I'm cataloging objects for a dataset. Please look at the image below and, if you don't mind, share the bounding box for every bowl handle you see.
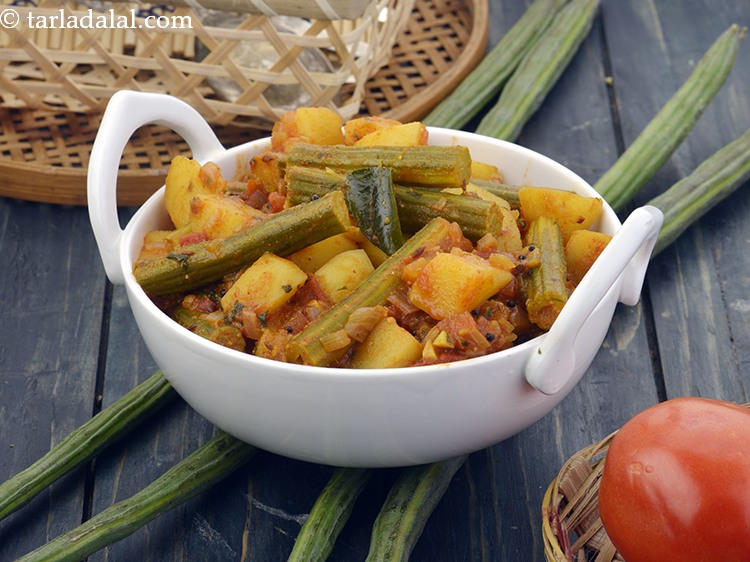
[524,205,664,395]
[87,91,225,285]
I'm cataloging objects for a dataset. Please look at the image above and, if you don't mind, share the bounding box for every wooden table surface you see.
[1,0,749,560]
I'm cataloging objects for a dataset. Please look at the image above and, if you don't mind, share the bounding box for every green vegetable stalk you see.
[0,371,176,522]
[365,456,467,562]
[595,24,746,211]
[475,0,600,141]
[523,217,569,331]
[283,143,472,188]
[287,468,372,562]
[423,0,568,130]
[16,432,255,562]
[134,190,351,296]
[649,127,750,255]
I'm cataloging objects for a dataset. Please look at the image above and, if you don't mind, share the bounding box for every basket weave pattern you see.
[0,0,414,127]
[0,0,485,206]
[542,432,623,562]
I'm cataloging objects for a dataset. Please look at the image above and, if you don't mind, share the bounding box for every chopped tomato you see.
[178,231,208,246]
[267,191,286,213]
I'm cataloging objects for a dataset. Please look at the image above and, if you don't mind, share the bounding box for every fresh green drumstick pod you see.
[596,24,746,211]
[650,127,750,256]
[475,0,600,142]
[0,371,176,523]
[287,468,372,562]
[365,456,467,562]
[423,0,567,130]
[16,432,255,562]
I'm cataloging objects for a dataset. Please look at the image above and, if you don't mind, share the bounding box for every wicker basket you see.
[542,402,750,561]
[0,0,415,127]
[0,0,487,206]
[542,432,623,562]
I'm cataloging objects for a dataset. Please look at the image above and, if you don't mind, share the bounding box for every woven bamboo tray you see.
[1,0,413,126]
[0,0,487,206]
[542,403,750,562]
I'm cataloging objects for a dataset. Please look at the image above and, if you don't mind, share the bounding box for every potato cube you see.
[495,206,523,253]
[250,151,283,193]
[190,193,264,240]
[354,122,428,147]
[343,116,401,145]
[471,160,503,182]
[401,257,429,285]
[519,186,603,240]
[271,107,345,151]
[345,228,389,267]
[221,253,308,315]
[442,183,512,208]
[408,250,513,320]
[350,317,422,369]
[314,249,375,303]
[565,230,612,285]
[287,233,359,274]
[164,156,226,228]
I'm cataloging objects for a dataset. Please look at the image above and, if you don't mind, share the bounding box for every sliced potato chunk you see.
[190,193,264,240]
[314,249,375,303]
[565,230,612,285]
[351,317,422,369]
[250,151,283,193]
[221,253,308,315]
[495,206,523,252]
[271,107,345,151]
[354,122,428,147]
[164,156,226,228]
[136,227,188,261]
[345,228,389,268]
[408,250,513,320]
[287,232,359,274]
[470,160,503,182]
[519,186,603,240]
[442,183,512,208]
[343,115,401,145]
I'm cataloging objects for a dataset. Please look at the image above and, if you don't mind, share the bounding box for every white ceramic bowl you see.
[88,91,663,467]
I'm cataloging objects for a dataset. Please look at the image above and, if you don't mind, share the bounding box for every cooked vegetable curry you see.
[133,108,610,368]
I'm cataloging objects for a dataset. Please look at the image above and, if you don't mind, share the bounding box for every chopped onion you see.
[344,306,389,342]
[320,329,352,353]
[386,291,419,316]
[241,310,263,340]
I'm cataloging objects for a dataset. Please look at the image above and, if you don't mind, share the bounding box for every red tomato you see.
[599,397,750,562]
